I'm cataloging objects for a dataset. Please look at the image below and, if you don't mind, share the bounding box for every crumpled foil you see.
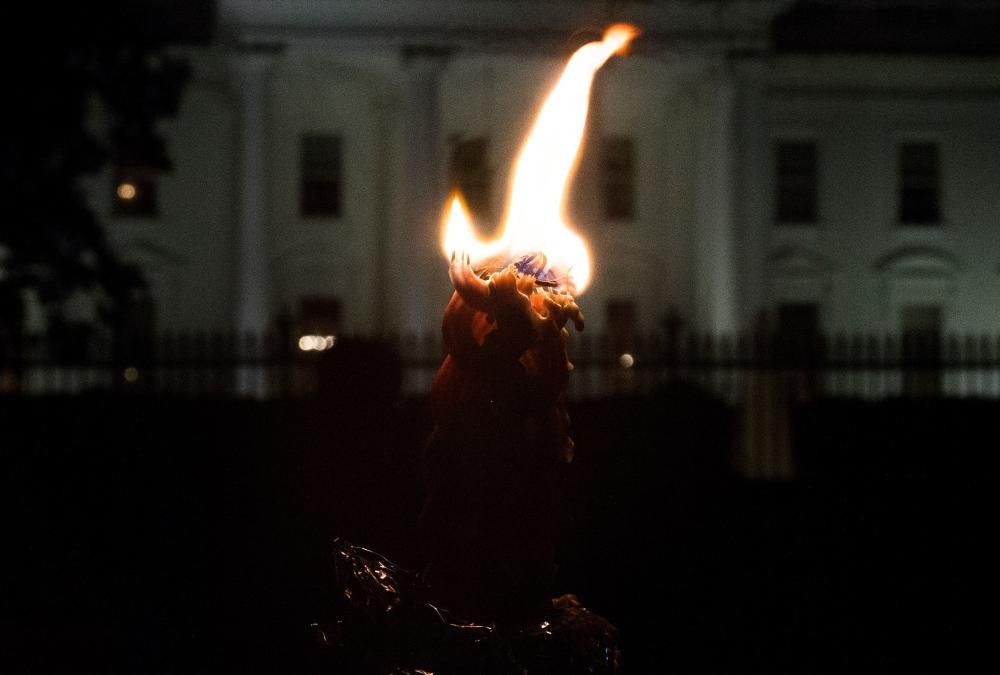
[309,539,620,674]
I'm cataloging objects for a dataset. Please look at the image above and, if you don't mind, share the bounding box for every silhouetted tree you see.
[0,2,194,342]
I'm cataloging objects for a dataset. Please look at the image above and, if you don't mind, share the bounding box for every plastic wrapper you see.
[310,540,620,674]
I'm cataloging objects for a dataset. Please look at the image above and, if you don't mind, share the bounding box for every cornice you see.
[219,0,795,54]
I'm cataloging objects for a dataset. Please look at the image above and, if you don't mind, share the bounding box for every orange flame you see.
[441,23,637,294]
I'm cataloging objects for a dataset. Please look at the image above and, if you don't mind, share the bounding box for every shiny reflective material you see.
[333,542,405,617]
[314,540,620,674]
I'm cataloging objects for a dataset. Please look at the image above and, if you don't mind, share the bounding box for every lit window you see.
[601,136,636,222]
[113,166,158,217]
[899,142,940,224]
[301,133,343,218]
[775,141,817,224]
[448,136,493,230]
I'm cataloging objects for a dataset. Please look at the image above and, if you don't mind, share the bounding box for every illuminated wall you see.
[83,1,1000,339]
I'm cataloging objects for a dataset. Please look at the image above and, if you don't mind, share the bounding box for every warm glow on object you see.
[618,353,635,369]
[440,23,637,294]
[117,183,137,200]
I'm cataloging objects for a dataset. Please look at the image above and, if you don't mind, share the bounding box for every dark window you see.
[601,136,636,221]
[899,142,940,224]
[113,166,158,217]
[301,133,342,218]
[606,299,637,353]
[901,304,942,396]
[777,302,822,393]
[299,296,341,336]
[777,302,820,353]
[118,289,157,366]
[448,136,493,230]
[901,304,942,336]
[775,141,817,224]
[777,303,820,338]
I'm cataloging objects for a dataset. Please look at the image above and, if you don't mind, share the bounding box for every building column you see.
[734,66,768,330]
[395,47,450,338]
[372,93,401,336]
[232,49,276,338]
[232,48,277,396]
[693,59,739,335]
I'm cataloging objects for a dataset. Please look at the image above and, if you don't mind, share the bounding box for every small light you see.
[123,366,139,383]
[117,182,137,200]
[298,335,337,352]
[618,353,634,369]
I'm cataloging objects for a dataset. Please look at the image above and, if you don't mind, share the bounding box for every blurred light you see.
[123,366,139,383]
[618,353,635,369]
[298,334,337,352]
[117,182,137,200]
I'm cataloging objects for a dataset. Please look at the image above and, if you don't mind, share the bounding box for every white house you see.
[86,0,1000,344]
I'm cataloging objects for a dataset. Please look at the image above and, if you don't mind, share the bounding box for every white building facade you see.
[88,0,1000,342]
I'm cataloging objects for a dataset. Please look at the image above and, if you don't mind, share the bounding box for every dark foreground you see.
[2,388,992,673]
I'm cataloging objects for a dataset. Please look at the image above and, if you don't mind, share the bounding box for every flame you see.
[441,23,637,294]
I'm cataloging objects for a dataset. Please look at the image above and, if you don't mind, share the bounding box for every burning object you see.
[421,25,637,621]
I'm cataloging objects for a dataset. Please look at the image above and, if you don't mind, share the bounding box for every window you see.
[606,299,637,353]
[775,141,817,224]
[901,304,942,336]
[777,303,820,338]
[301,133,342,218]
[606,299,638,383]
[777,302,822,393]
[898,142,940,224]
[296,296,341,353]
[299,296,341,336]
[113,166,158,217]
[448,136,493,228]
[777,302,820,353]
[601,136,636,221]
[901,304,942,396]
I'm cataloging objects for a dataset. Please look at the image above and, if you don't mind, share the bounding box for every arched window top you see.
[767,245,834,279]
[874,246,959,279]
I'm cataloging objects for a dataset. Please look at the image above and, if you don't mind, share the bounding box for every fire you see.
[440,23,637,294]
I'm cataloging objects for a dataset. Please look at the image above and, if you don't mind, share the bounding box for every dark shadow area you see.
[2,383,990,673]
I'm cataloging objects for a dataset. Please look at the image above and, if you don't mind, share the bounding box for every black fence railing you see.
[2,330,998,401]
[3,330,998,480]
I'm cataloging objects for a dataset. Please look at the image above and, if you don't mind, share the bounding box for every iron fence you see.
[2,330,998,401]
[3,329,998,480]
